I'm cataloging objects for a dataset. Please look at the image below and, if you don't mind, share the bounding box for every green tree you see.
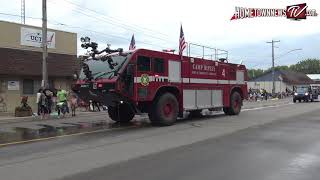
[248,69,265,80]
[289,59,320,74]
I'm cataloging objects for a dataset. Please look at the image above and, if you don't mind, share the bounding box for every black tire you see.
[311,99,314,102]
[299,99,301,103]
[223,107,230,115]
[293,99,296,103]
[226,91,242,115]
[108,104,135,122]
[189,110,203,118]
[149,93,179,126]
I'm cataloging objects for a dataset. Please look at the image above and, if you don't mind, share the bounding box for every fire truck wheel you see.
[108,104,135,122]
[228,91,242,115]
[189,110,203,118]
[149,93,179,126]
[223,107,230,115]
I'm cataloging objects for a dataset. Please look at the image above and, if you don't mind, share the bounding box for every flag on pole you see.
[129,34,136,50]
[179,25,187,56]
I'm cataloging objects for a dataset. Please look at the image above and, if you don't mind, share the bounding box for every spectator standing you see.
[93,100,101,111]
[36,88,43,115]
[39,89,49,119]
[263,89,268,100]
[44,88,53,114]
[51,89,57,112]
[69,93,78,116]
[57,87,69,114]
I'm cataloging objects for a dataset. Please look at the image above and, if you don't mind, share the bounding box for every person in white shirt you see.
[36,88,43,115]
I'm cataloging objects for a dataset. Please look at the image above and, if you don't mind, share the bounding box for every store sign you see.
[7,81,19,91]
[20,27,56,48]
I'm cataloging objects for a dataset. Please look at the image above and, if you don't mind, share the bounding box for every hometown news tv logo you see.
[231,3,318,20]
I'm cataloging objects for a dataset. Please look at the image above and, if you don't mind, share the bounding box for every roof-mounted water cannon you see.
[80,36,124,60]
[163,49,175,54]
[219,58,228,63]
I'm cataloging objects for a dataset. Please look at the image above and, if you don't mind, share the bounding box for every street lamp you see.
[275,48,302,60]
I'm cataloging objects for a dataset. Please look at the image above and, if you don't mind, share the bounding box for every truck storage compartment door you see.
[168,60,181,83]
[183,89,223,110]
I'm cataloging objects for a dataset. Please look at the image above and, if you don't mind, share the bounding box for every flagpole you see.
[180,24,184,111]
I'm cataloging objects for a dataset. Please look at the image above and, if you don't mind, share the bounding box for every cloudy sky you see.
[1,0,320,69]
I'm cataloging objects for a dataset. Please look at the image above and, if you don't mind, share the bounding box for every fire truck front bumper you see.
[76,88,126,107]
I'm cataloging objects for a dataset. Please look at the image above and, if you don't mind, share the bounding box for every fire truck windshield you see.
[79,53,131,80]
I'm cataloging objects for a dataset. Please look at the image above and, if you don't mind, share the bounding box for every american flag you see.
[179,25,187,56]
[129,34,136,50]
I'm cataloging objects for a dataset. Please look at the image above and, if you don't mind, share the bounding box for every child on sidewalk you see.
[69,93,78,116]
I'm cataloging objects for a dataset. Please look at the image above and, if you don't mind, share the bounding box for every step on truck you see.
[72,37,248,126]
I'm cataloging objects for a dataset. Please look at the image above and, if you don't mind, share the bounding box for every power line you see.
[48,20,169,49]
[0,12,169,50]
[47,0,176,44]
[60,0,170,37]
[0,12,41,20]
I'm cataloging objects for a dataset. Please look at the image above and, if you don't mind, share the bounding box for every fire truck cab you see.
[73,39,248,126]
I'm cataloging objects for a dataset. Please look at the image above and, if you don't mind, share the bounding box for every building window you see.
[34,80,55,93]
[153,58,164,73]
[23,79,54,95]
[23,79,34,95]
[137,56,151,72]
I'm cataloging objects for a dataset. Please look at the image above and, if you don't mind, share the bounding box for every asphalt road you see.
[1,100,320,180]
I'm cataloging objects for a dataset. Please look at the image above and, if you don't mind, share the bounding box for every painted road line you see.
[242,102,294,112]
[0,102,293,148]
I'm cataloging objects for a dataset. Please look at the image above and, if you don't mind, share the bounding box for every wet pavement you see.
[62,104,320,180]
[0,100,318,179]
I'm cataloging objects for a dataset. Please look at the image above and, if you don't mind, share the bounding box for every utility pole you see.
[21,0,25,24]
[266,40,280,94]
[42,0,48,88]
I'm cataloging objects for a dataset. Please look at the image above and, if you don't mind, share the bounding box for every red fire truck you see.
[73,37,248,126]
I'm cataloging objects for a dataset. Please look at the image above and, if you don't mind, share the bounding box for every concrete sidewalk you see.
[0,110,106,124]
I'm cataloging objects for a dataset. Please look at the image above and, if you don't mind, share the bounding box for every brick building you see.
[0,21,78,114]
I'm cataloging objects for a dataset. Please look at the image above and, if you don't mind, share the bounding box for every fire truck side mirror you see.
[127,64,134,76]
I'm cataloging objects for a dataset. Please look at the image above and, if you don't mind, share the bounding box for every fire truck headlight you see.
[305,93,309,96]
[294,93,298,96]
[120,101,123,104]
